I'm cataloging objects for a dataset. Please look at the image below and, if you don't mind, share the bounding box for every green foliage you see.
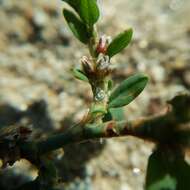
[79,0,100,27]
[108,74,148,108]
[72,68,89,82]
[107,29,133,58]
[63,9,89,43]
[103,107,125,122]
[146,148,190,190]
[11,0,190,186]
[6,0,186,189]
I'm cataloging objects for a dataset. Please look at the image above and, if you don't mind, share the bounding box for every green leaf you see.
[63,9,89,44]
[79,0,100,26]
[103,107,125,122]
[107,28,133,58]
[146,148,190,190]
[146,150,177,190]
[72,68,89,82]
[108,74,148,108]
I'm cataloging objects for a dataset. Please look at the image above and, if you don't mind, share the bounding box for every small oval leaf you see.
[146,148,190,190]
[103,107,125,122]
[72,68,89,82]
[146,150,177,190]
[108,74,148,108]
[63,9,89,44]
[79,0,100,26]
[107,28,133,58]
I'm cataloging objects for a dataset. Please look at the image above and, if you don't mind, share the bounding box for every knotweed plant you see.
[0,1,190,190]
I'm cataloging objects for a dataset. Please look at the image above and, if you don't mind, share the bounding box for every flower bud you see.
[96,35,108,54]
[96,53,110,71]
[81,56,94,75]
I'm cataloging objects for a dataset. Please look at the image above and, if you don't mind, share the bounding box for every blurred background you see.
[0,0,190,189]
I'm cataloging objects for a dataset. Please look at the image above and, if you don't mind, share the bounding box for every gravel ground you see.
[0,0,189,189]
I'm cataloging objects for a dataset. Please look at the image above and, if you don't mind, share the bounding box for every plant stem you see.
[19,94,190,161]
[27,107,188,155]
[88,26,98,58]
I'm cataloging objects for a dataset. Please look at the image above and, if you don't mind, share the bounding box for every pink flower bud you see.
[96,35,108,54]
